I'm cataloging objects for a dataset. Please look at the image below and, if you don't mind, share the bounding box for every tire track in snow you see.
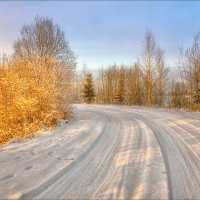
[0,104,200,199]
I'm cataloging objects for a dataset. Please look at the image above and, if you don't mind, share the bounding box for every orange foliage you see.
[0,57,72,144]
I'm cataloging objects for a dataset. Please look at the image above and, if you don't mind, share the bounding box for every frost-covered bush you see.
[0,16,76,144]
[0,56,75,144]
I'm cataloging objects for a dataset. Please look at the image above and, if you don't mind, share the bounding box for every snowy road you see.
[1,104,200,199]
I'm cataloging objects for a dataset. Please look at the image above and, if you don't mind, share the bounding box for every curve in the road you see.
[0,104,200,199]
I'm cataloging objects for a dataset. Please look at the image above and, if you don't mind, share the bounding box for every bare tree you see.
[141,29,157,106]
[95,66,105,104]
[169,77,186,109]
[125,63,143,105]
[185,33,200,105]
[14,16,76,74]
[175,33,200,110]
[114,66,125,104]
[155,47,169,106]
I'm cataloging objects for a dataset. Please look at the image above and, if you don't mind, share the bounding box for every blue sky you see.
[0,1,200,71]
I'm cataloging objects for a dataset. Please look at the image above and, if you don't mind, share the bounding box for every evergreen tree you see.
[114,67,125,104]
[82,73,95,103]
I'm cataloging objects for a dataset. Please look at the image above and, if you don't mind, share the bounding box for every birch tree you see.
[185,33,200,106]
[141,29,157,106]
[155,47,169,106]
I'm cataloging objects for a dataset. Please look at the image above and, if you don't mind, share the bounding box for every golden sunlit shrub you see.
[0,56,73,144]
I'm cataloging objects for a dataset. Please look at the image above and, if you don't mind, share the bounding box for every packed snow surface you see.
[0,104,200,199]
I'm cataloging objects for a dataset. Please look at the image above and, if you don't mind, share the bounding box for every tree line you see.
[81,29,200,111]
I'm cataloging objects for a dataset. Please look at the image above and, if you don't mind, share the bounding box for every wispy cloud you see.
[0,1,200,70]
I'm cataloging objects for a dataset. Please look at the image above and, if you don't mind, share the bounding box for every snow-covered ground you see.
[0,104,200,199]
